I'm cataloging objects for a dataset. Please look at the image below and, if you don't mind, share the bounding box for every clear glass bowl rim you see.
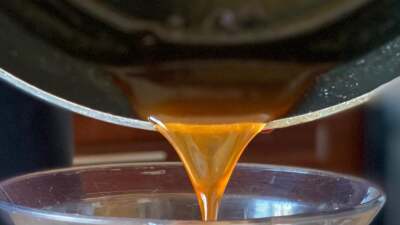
[0,162,386,224]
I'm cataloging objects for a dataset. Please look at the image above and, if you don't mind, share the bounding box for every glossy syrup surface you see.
[113,60,326,220]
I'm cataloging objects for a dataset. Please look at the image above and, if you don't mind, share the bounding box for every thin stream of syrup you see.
[153,121,264,220]
[112,60,329,221]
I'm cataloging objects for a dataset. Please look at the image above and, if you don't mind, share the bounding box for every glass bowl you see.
[0,162,385,225]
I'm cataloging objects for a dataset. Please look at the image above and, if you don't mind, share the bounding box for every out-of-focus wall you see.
[364,77,400,225]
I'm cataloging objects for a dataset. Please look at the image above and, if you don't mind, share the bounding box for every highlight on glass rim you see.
[1,0,399,224]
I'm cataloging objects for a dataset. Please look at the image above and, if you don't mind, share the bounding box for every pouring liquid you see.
[113,60,328,220]
[154,122,264,220]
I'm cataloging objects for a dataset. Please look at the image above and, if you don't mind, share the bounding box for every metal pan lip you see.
[0,67,388,131]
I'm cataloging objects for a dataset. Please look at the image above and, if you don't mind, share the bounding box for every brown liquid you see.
[112,60,328,221]
[155,123,264,220]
